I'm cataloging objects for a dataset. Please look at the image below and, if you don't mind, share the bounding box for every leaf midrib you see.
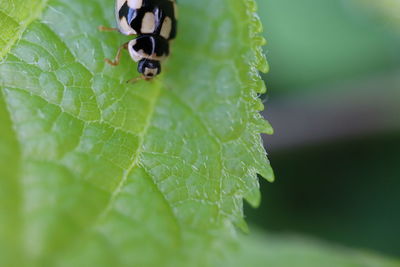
[98,84,162,221]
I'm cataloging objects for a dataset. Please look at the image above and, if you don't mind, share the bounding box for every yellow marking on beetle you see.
[160,17,172,39]
[117,0,126,10]
[141,12,156,33]
[127,0,143,9]
[119,17,137,35]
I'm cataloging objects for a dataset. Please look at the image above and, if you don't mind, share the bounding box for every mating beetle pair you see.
[100,0,178,81]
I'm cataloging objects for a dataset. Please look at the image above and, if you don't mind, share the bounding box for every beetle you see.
[99,0,177,82]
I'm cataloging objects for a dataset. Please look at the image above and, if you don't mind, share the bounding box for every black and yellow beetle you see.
[100,0,177,81]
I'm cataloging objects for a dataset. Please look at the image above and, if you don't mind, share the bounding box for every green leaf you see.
[234,231,400,267]
[0,0,272,266]
[0,0,48,59]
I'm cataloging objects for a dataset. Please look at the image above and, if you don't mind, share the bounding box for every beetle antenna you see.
[127,75,147,84]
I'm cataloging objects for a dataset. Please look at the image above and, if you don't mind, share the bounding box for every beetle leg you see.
[98,25,119,32]
[104,42,129,66]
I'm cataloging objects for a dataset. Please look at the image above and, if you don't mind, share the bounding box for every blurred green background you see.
[249,0,400,259]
